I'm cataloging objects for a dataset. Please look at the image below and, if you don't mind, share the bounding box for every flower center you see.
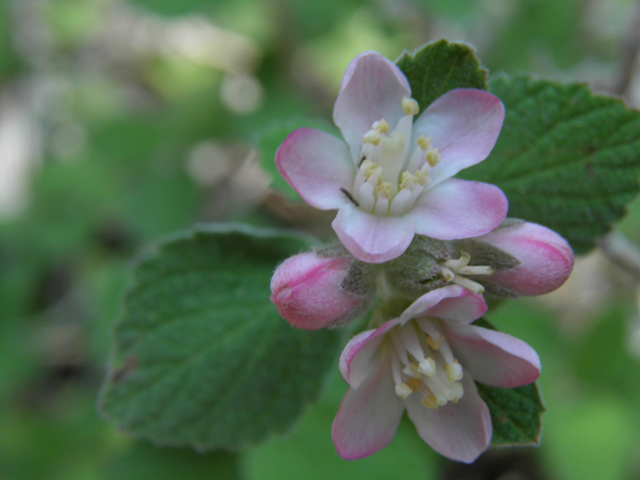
[438,252,494,294]
[350,98,441,217]
[387,318,463,409]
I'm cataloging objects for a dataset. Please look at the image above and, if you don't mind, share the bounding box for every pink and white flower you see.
[276,51,508,263]
[332,285,540,463]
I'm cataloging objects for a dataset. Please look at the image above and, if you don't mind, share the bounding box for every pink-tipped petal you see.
[270,253,366,330]
[399,286,487,325]
[444,324,541,388]
[404,374,492,463]
[275,128,355,210]
[480,221,574,296]
[332,356,405,460]
[412,289,488,325]
[340,319,402,388]
[332,203,416,263]
[334,52,411,159]
[413,89,505,187]
[409,179,508,240]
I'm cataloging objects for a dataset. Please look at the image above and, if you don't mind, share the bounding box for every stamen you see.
[376,182,391,199]
[426,335,442,350]
[444,360,463,382]
[421,393,439,409]
[457,265,494,275]
[395,383,412,399]
[450,275,485,294]
[418,357,437,377]
[425,148,441,167]
[403,362,421,379]
[399,172,415,190]
[372,119,390,134]
[416,317,441,341]
[363,130,381,145]
[442,252,471,270]
[414,170,429,186]
[402,97,419,116]
[399,322,427,363]
[406,378,422,392]
[416,135,432,151]
[389,329,410,366]
[438,253,492,294]
[439,266,455,282]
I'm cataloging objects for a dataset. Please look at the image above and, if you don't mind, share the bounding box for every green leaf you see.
[99,224,342,451]
[472,317,545,446]
[460,75,640,254]
[396,39,488,114]
[256,117,338,200]
[476,382,545,446]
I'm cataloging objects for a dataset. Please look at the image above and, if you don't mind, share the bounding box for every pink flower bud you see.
[270,252,369,330]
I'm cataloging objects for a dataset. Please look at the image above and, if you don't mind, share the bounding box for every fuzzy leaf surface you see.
[460,75,640,254]
[477,382,545,446]
[99,224,342,450]
[396,39,488,114]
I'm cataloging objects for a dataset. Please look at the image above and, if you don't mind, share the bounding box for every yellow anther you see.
[406,378,422,393]
[395,383,412,399]
[444,361,463,382]
[376,182,392,199]
[365,165,382,182]
[372,119,390,134]
[414,170,429,186]
[426,148,441,167]
[402,97,420,116]
[426,335,443,351]
[360,159,374,171]
[421,394,439,409]
[399,171,415,190]
[408,362,421,377]
[363,129,381,145]
[416,135,432,151]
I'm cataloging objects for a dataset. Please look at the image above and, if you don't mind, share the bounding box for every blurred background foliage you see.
[1,0,640,479]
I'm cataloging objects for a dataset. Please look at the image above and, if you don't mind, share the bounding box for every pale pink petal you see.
[334,52,411,159]
[407,179,508,240]
[404,374,492,463]
[399,286,486,325]
[275,128,354,210]
[412,89,505,187]
[270,253,365,330]
[332,203,416,263]
[443,324,541,388]
[332,355,405,460]
[480,221,574,296]
[340,319,402,388]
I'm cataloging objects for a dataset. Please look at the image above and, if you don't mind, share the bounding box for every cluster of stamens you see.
[439,252,494,294]
[388,318,464,409]
[349,97,442,216]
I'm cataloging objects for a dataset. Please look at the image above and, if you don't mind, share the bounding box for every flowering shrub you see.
[99,40,640,472]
